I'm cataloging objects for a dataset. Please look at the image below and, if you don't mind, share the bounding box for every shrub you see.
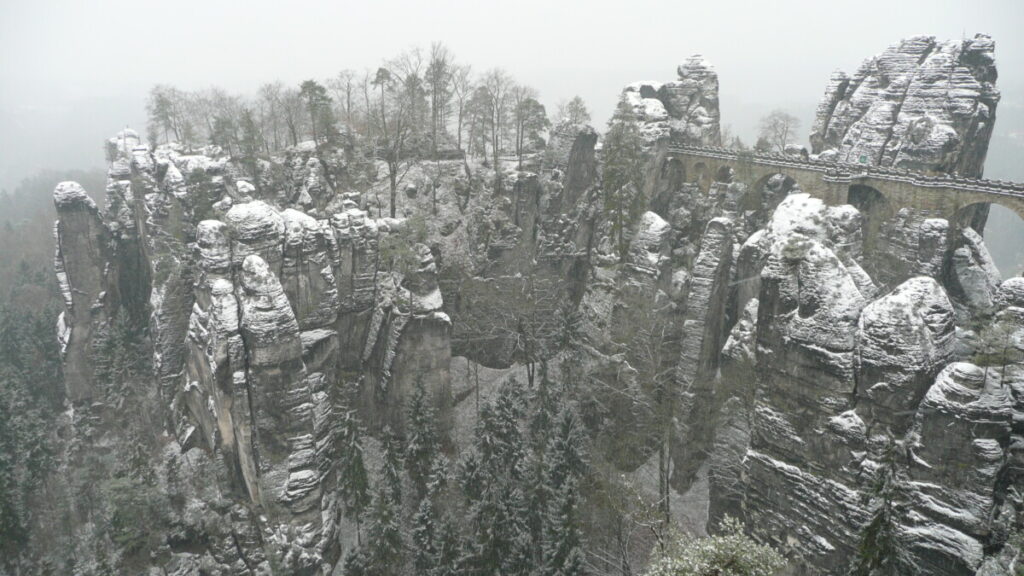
[643,516,786,576]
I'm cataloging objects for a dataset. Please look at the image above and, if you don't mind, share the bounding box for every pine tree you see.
[458,450,484,504]
[237,107,262,190]
[380,425,403,506]
[298,79,336,147]
[545,407,587,492]
[525,443,548,566]
[461,379,534,576]
[412,497,439,574]
[434,514,461,576]
[338,410,370,545]
[602,95,646,262]
[425,454,449,499]
[342,546,368,576]
[849,437,915,576]
[406,376,439,500]
[529,362,557,450]
[211,114,239,157]
[526,364,557,561]
[414,454,459,576]
[365,482,404,576]
[541,406,587,576]
[543,478,586,576]
[479,378,527,480]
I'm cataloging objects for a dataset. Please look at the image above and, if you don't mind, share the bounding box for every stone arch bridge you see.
[665,145,1024,225]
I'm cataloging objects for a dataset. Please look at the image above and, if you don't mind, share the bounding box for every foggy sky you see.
[2,0,1023,191]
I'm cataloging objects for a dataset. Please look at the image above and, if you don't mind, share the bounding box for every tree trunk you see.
[286,118,298,146]
[388,155,399,219]
[491,112,499,169]
[456,105,464,151]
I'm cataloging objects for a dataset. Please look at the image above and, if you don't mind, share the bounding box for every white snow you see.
[53,181,96,209]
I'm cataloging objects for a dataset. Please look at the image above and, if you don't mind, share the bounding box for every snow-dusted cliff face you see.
[708,35,1020,576]
[808,34,1004,289]
[39,40,1023,576]
[810,34,999,177]
[53,131,455,574]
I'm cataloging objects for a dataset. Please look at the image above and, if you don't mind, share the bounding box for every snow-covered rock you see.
[617,55,722,147]
[811,34,999,177]
[949,227,1003,313]
[855,277,955,433]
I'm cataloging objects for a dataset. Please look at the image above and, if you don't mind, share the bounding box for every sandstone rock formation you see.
[52,136,453,573]
[621,55,722,147]
[701,34,1022,575]
[36,38,1024,576]
[811,34,999,177]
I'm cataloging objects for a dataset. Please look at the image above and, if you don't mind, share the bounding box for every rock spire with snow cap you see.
[811,34,999,176]
[619,54,722,147]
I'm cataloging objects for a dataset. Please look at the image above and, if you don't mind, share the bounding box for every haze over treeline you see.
[2,0,1023,191]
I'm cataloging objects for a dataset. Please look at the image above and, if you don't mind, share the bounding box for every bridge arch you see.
[691,161,712,194]
[649,155,687,217]
[847,184,894,244]
[954,201,1024,278]
[846,184,898,281]
[728,171,800,238]
[741,171,799,213]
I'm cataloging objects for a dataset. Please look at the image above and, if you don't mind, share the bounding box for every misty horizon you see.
[2,0,1023,191]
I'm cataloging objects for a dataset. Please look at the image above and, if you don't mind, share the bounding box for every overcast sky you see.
[1,0,1022,191]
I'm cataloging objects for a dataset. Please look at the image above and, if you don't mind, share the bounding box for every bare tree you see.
[390,47,427,142]
[720,124,747,150]
[450,64,473,152]
[510,84,548,169]
[328,70,359,131]
[146,85,189,145]
[974,319,1022,386]
[481,68,514,173]
[555,95,591,125]
[371,61,417,218]
[758,109,800,152]
[361,69,376,145]
[280,87,305,146]
[632,297,679,529]
[426,42,454,158]
[188,88,237,144]
[257,82,284,152]
[465,86,491,161]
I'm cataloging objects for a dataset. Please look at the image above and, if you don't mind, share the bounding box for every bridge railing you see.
[665,144,1024,195]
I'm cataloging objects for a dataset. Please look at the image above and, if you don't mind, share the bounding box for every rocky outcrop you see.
[621,55,722,147]
[54,182,116,403]
[744,196,872,571]
[51,137,454,573]
[947,227,1003,315]
[37,33,1023,576]
[237,254,320,514]
[364,244,452,432]
[903,362,1014,573]
[704,38,1020,568]
[811,34,1002,291]
[811,34,999,178]
[673,217,734,486]
[447,130,594,369]
[855,277,956,434]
